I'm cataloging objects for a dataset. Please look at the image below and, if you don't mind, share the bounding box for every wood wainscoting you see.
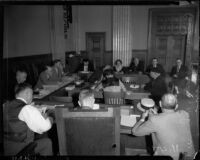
[2,53,52,101]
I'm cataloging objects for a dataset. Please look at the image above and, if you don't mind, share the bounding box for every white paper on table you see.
[120,115,140,127]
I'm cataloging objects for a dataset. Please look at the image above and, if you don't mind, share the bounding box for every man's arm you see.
[132,111,155,136]
[18,105,52,134]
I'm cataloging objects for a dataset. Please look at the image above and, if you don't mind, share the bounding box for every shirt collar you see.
[16,97,27,104]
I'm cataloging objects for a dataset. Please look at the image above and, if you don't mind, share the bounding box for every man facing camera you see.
[78,90,99,110]
[170,58,189,89]
[132,94,195,160]
[146,58,165,76]
[170,58,188,80]
[3,83,53,156]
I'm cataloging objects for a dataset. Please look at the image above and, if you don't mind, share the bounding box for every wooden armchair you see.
[103,89,125,105]
[55,107,120,155]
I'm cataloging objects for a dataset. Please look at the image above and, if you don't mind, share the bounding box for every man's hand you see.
[141,110,149,120]
[148,107,157,117]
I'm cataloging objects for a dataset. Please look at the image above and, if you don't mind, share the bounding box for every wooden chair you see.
[121,76,138,84]
[103,90,125,105]
[121,74,150,85]
[55,107,120,155]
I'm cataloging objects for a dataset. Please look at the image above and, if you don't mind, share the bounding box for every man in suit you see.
[78,58,94,72]
[129,57,144,73]
[144,67,168,106]
[34,65,55,90]
[146,58,165,76]
[170,58,189,89]
[51,59,63,82]
[4,83,53,155]
[6,68,28,101]
[132,93,195,160]
[170,58,188,79]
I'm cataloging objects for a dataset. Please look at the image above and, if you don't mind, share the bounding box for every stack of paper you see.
[120,115,140,127]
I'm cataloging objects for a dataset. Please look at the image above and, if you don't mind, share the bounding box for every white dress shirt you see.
[17,98,52,134]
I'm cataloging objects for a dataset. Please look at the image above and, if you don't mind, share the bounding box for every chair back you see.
[103,87,125,105]
[121,76,138,84]
[55,107,120,155]
[121,74,150,85]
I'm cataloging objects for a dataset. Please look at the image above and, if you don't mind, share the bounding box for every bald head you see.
[160,94,177,110]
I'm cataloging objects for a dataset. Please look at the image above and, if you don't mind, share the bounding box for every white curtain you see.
[113,6,133,66]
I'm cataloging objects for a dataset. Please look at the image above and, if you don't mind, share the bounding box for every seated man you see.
[51,59,64,81]
[146,58,165,76]
[129,57,144,73]
[7,68,28,101]
[95,68,127,92]
[170,58,188,88]
[132,93,195,160]
[144,67,168,106]
[4,83,53,156]
[170,58,188,80]
[78,89,99,110]
[34,65,55,90]
[89,65,112,84]
[78,58,94,72]
[113,59,126,74]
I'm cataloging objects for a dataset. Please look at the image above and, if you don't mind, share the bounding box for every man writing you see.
[131,93,195,160]
[4,83,53,155]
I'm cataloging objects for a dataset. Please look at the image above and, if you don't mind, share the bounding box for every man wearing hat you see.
[132,93,195,160]
[144,67,168,106]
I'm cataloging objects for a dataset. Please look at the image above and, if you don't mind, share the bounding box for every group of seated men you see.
[3,56,198,158]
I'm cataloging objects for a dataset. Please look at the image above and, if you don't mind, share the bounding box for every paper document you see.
[120,115,140,127]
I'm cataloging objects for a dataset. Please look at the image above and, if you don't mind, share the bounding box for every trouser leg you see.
[34,138,53,156]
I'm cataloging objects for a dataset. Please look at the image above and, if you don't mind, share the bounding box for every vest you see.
[4,99,34,143]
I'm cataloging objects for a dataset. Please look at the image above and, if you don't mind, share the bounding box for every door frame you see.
[147,7,196,68]
[86,32,106,67]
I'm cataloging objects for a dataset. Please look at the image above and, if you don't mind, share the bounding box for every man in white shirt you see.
[3,83,53,156]
[131,93,195,160]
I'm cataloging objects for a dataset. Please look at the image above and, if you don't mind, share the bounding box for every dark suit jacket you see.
[34,71,57,89]
[129,61,144,73]
[144,75,168,105]
[6,80,29,101]
[146,64,165,75]
[170,65,188,79]
[78,62,94,72]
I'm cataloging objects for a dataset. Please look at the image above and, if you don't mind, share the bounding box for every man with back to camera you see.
[144,67,168,107]
[131,93,195,160]
[3,83,53,156]
[78,89,99,110]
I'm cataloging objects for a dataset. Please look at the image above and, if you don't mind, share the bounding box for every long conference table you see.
[33,73,151,155]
